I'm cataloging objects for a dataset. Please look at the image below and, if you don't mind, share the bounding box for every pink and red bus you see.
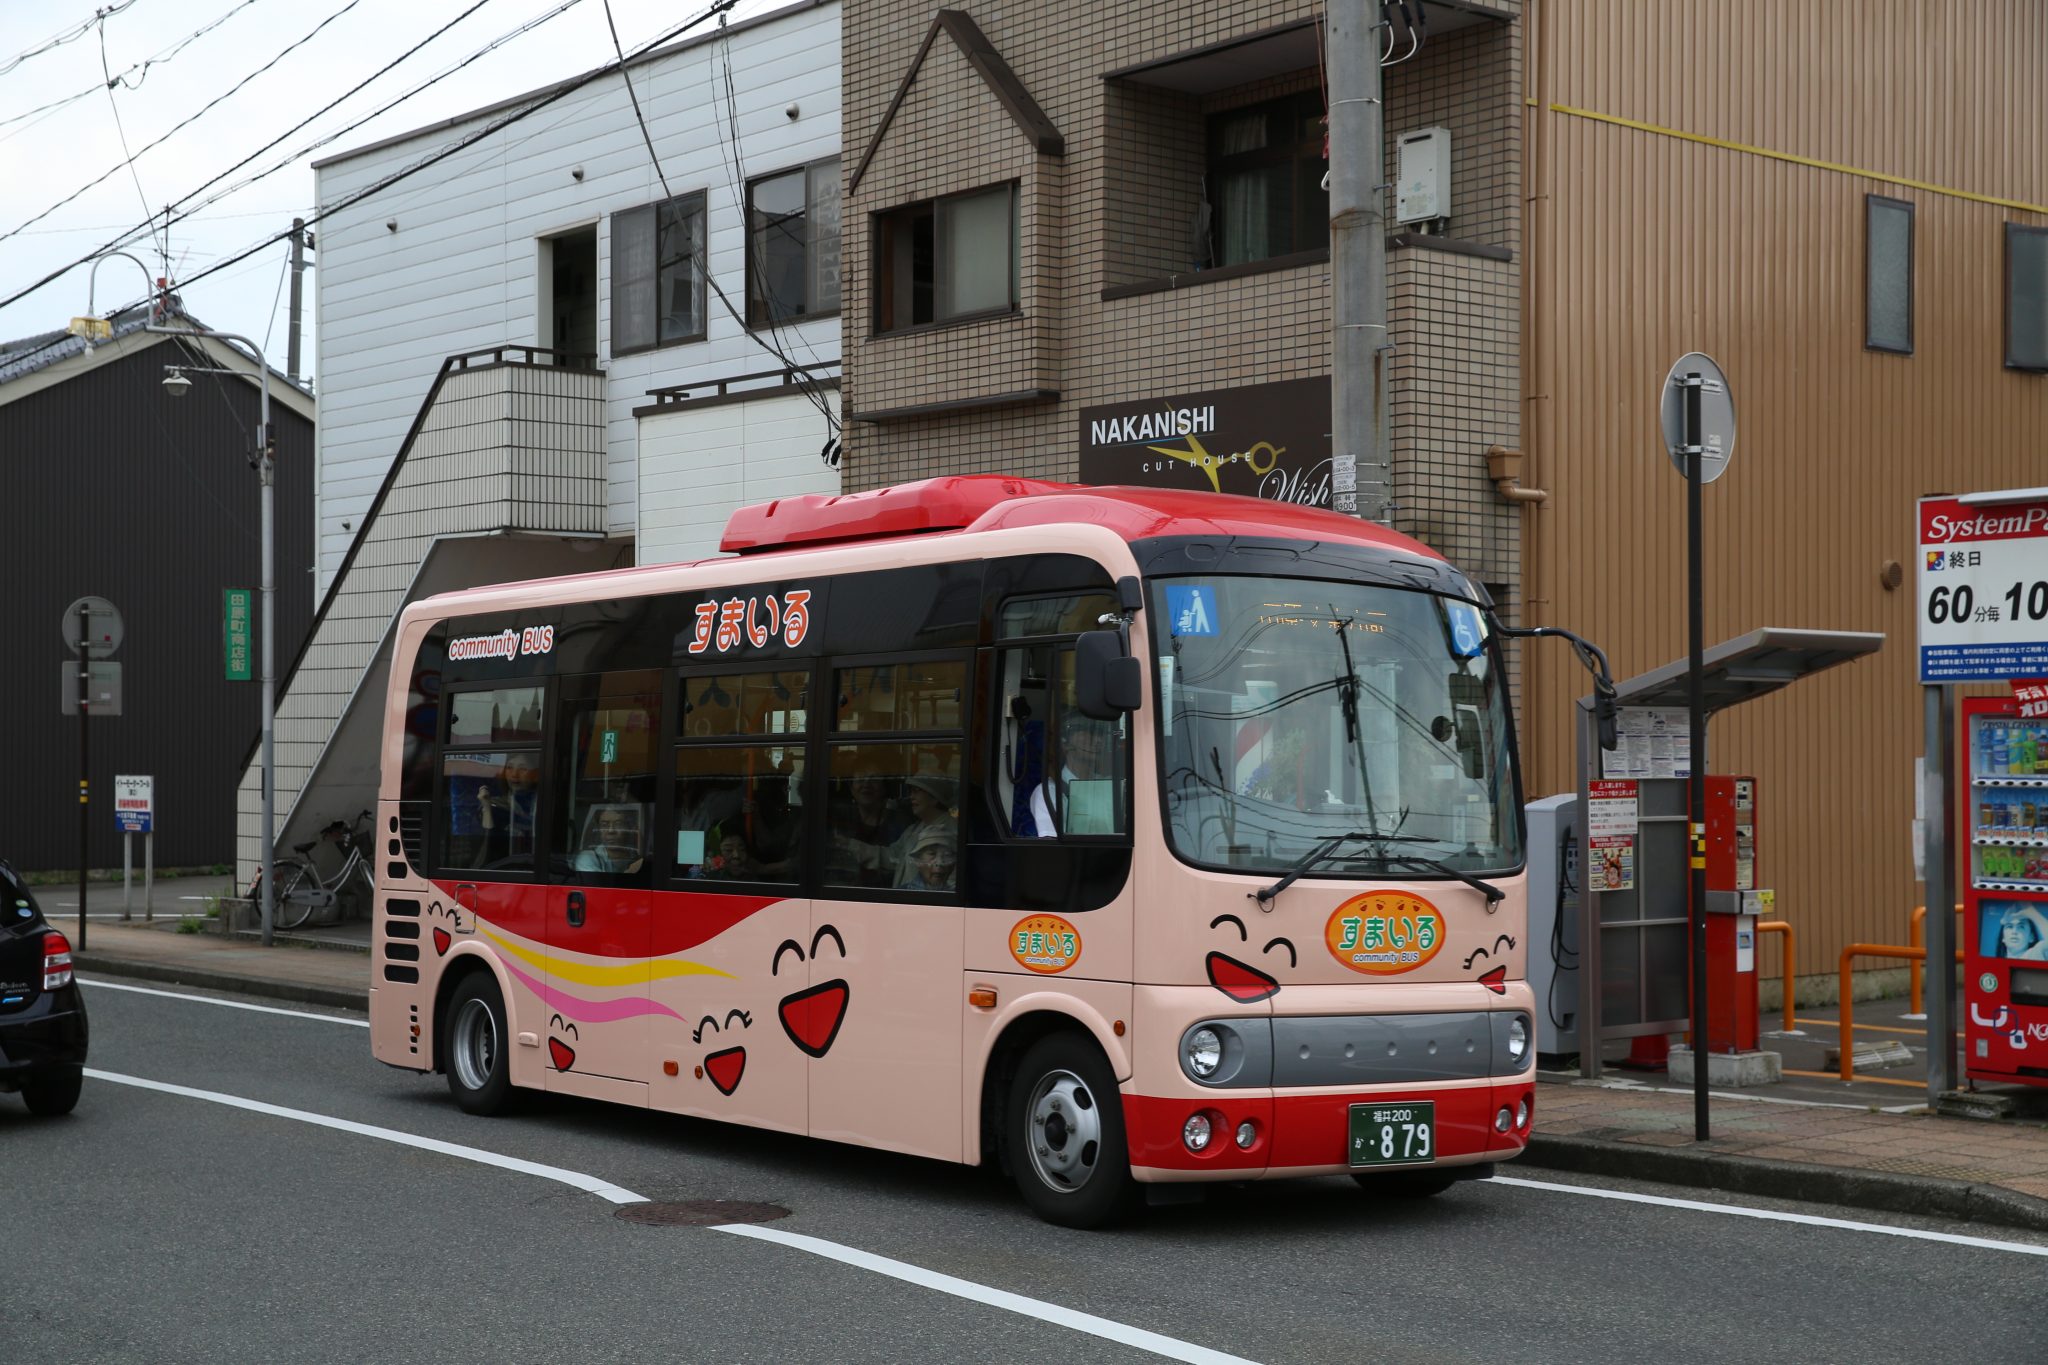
[370,475,1551,1226]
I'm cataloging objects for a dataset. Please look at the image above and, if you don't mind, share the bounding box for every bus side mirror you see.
[1076,631,1141,719]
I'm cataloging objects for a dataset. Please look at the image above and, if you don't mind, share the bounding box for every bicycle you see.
[250,810,375,932]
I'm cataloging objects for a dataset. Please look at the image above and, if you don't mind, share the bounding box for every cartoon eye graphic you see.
[424,900,470,955]
[547,1014,580,1071]
[1462,934,1516,994]
[1205,913,1294,1003]
[692,1009,754,1044]
[774,924,851,1059]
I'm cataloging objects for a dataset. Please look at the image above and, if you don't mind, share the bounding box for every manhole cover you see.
[614,1199,790,1227]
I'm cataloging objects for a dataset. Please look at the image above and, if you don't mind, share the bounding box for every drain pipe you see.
[1486,445,1549,504]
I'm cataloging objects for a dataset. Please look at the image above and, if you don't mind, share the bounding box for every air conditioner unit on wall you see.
[1395,126,1451,229]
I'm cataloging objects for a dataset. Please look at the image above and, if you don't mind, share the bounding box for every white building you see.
[240,0,842,882]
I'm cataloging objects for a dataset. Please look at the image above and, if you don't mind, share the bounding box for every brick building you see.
[838,1,1524,614]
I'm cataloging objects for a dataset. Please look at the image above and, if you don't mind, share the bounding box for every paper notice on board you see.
[1604,707,1691,779]
[1587,779,1638,891]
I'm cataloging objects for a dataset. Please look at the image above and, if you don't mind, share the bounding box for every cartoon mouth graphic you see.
[1206,951,1280,1003]
[703,1046,747,1095]
[547,1037,576,1070]
[778,979,850,1058]
[432,927,451,956]
[1478,966,1507,995]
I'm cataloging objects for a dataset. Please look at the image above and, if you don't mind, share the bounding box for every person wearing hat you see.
[887,770,956,888]
[901,827,958,892]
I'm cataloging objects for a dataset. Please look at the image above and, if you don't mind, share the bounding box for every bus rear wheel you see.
[1006,1033,1135,1229]
[444,973,512,1116]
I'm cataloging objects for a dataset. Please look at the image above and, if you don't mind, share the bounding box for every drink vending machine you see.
[1963,697,2048,1086]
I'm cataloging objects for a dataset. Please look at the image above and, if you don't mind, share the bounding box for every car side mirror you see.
[1075,631,1141,719]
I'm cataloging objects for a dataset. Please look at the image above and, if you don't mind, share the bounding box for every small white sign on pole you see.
[114,774,154,834]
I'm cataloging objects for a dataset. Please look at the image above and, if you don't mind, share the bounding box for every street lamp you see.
[84,255,281,946]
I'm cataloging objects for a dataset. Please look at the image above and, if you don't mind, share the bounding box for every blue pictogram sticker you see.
[1447,601,1485,657]
[1166,585,1218,636]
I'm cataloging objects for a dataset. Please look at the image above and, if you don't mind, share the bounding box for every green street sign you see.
[223,588,252,681]
[600,729,619,763]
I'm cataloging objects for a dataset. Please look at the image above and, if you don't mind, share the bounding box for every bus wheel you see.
[445,973,512,1116]
[1007,1033,1135,1229]
[1351,1170,1458,1198]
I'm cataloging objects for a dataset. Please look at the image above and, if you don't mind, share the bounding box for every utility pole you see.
[1329,0,1390,523]
[288,219,309,385]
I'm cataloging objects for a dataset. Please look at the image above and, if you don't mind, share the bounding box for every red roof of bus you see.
[720,475,1442,561]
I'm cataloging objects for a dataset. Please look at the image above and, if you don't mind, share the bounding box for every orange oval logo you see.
[1010,915,1082,974]
[1324,893,1445,975]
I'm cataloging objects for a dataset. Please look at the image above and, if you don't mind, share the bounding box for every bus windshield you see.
[1151,575,1520,877]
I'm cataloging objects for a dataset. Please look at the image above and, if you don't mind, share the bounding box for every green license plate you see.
[1348,1101,1436,1167]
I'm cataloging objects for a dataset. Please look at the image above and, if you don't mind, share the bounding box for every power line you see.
[0,0,142,78]
[0,0,587,316]
[0,0,369,246]
[0,0,266,136]
[51,0,745,323]
[99,14,166,269]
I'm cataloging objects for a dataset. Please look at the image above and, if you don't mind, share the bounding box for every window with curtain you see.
[874,184,1018,332]
[610,191,706,355]
[1206,91,1328,268]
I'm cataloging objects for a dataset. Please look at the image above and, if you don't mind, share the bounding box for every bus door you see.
[541,669,661,1092]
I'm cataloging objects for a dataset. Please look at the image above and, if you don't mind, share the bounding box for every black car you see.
[0,861,87,1115]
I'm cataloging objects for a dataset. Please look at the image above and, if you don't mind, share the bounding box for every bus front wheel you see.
[444,972,513,1116]
[1006,1032,1136,1229]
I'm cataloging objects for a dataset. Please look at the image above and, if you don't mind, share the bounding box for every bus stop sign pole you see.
[1662,353,1735,1144]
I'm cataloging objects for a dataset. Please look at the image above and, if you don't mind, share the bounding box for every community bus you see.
[370,475,1588,1227]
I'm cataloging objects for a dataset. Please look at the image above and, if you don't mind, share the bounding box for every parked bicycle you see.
[249,810,375,931]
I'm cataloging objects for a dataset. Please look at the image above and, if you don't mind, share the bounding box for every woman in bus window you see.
[901,828,958,892]
[473,753,540,867]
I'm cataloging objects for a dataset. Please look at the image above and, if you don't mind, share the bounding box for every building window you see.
[874,183,1018,333]
[2008,223,2048,373]
[1206,91,1329,268]
[610,191,706,355]
[747,159,842,327]
[1865,196,1913,354]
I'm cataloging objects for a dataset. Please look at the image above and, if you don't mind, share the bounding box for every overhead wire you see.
[0,0,265,137]
[0,1,142,78]
[0,0,588,316]
[0,0,370,246]
[99,14,166,269]
[39,0,746,323]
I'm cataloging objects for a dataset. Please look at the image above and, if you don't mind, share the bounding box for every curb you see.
[74,954,369,1013]
[1522,1133,2048,1235]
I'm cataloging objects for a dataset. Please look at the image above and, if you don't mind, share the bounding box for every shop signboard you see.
[1077,376,1332,508]
[1917,493,2048,683]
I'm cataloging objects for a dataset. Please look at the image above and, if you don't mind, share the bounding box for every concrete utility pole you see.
[1328,0,1390,523]
[287,218,309,385]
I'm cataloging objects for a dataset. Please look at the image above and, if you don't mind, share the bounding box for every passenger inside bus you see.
[470,753,540,868]
[901,827,958,892]
[827,766,959,889]
[573,804,647,874]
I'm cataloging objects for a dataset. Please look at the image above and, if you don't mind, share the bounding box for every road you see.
[8,979,2047,1364]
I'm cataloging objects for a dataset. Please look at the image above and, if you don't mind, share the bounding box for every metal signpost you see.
[1915,487,2048,1101]
[116,775,156,922]
[1660,353,1735,1142]
[64,596,123,950]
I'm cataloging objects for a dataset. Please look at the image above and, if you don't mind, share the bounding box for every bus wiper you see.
[1379,854,1506,909]
[1253,838,1506,911]
[1251,832,1439,910]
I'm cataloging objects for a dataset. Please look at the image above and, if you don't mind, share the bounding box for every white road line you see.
[1491,1174,2048,1258]
[86,979,368,1027]
[87,1066,1256,1364]
[712,1223,1257,1365]
[84,1069,648,1203]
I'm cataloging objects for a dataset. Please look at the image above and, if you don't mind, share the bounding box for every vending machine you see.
[1962,697,2048,1087]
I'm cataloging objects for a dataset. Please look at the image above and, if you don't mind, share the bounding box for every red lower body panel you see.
[1124,1081,1533,1177]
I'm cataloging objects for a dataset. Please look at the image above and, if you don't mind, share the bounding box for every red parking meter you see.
[1701,775,1771,1054]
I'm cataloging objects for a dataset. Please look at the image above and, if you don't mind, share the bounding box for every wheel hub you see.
[1026,1069,1101,1193]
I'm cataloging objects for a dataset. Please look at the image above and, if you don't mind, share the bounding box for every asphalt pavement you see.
[8,978,2048,1364]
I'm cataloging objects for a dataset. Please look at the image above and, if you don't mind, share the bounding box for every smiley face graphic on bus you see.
[773,924,850,1058]
[1205,913,1296,1003]
[692,1008,753,1095]
[547,1013,578,1071]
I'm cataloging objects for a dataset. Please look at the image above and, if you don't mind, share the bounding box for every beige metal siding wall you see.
[1524,0,2048,985]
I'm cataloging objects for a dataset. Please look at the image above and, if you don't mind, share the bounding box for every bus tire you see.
[444,972,513,1116]
[1351,1170,1458,1198]
[1006,1032,1135,1229]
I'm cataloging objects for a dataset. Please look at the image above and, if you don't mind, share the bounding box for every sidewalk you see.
[61,918,2048,1233]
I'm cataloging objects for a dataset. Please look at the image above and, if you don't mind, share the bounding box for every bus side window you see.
[1045,647,1127,838]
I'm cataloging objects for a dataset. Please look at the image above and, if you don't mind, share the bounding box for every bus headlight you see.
[1184,1026,1223,1079]
[1507,1016,1528,1064]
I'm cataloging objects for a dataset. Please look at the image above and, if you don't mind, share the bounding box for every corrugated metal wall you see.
[0,341,315,870]
[1523,0,2048,983]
